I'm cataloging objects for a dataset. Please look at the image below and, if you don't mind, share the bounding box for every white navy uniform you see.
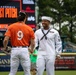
[35,27,62,75]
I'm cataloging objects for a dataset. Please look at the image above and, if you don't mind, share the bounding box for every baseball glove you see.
[2,46,11,55]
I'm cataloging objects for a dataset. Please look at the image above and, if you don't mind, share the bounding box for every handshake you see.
[28,47,35,53]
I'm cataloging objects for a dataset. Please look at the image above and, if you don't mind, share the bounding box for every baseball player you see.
[3,11,35,75]
[35,16,62,75]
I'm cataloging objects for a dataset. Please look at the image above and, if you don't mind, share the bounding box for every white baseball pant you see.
[9,47,31,75]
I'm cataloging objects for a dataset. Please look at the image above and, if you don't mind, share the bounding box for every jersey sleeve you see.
[4,26,11,37]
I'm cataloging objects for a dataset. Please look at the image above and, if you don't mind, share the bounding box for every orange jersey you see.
[5,22,35,46]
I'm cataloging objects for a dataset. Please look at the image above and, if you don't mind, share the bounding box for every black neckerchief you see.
[40,28,51,40]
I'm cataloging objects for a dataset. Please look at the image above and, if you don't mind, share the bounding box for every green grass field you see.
[0,70,76,75]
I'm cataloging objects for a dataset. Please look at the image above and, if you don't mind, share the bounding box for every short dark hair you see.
[17,11,28,21]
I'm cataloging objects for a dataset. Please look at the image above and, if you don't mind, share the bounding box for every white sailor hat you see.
[41,16,52,22]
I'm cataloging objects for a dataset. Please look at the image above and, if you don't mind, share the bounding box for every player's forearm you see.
[30,42,35,51]
[3,39,8,49]
[3,36,9,49]
[29,38,35,53]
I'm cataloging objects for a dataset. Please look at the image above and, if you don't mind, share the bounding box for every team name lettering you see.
[0,8,17,18]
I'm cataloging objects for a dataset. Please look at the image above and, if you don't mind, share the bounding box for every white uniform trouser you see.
[9,47,31,75]
[36,55,55,75]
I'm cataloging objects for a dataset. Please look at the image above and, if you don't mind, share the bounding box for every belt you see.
[12,46,27,48]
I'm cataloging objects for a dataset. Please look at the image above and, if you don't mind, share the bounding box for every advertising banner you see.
[0,0,20,24]
[0,55,10,71]
[0,53,76,71]
[0,0,36,30]
[55,53,76,70]
[0,54,23,71]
